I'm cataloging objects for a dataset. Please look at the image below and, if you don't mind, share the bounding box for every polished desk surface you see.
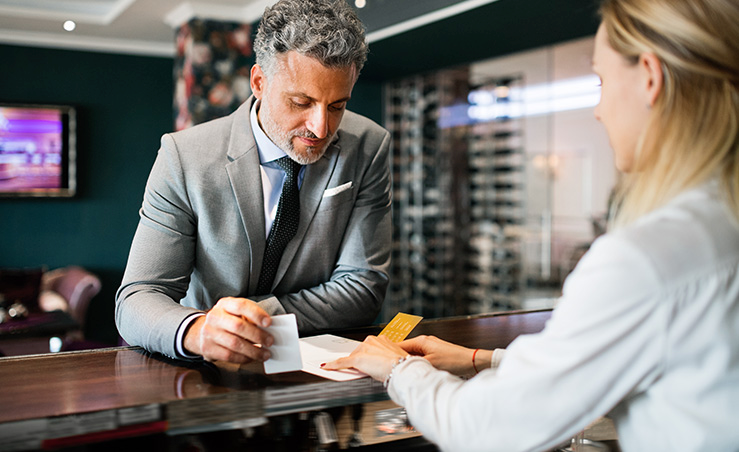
[0,310,552,448]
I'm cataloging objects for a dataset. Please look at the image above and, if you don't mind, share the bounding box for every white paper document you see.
[299,334,368,381]
[263,314,303,374]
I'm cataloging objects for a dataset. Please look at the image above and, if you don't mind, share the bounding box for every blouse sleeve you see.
[388,233,666,452]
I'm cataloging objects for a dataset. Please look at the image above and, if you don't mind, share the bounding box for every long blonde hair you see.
[600,0,739,228]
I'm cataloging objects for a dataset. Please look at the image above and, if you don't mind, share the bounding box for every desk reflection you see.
[114,349,223,401]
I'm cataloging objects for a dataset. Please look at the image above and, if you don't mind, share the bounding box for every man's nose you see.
[306,106,329,138]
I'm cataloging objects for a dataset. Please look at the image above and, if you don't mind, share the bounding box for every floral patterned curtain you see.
[174,19,254,131]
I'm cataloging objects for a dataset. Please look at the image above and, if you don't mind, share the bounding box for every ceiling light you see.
[355,0,366,8]
[63,20,76,32]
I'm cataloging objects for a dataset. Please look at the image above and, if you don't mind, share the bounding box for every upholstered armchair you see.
[40,266,102,346]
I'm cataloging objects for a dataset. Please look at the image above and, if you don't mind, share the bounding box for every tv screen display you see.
[0,103,76,197]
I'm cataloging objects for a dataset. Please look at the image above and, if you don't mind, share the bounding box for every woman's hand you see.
[322,334,495,380]
[400,335,492,377]
[321,335,409,382]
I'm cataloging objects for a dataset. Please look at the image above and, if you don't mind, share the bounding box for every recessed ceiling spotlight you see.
[63,20,76,32]
[355,0,366,8]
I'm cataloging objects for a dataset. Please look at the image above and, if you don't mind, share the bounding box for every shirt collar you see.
[250,99,287,165]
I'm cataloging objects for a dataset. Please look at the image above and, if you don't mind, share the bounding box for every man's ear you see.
[250,64,266,99]
[640,52,663,108]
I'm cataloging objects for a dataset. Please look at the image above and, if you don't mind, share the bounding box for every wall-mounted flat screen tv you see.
[0,103,76,197]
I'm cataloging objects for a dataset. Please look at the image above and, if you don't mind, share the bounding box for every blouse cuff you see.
[387,356,435,404]
[491,348,506,369]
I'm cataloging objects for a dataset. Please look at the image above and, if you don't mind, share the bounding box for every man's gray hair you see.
[255,0,368,77]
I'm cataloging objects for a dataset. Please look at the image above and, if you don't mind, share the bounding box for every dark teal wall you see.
[0,44,174,343]
[348,79,383,124]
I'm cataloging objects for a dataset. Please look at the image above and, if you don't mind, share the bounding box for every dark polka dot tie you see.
[257,156,303,295]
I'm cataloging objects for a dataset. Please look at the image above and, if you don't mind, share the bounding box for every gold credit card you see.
[378,313,423,342]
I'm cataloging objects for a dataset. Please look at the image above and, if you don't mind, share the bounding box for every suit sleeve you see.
[258,130,392,331]
[115,134,202,358]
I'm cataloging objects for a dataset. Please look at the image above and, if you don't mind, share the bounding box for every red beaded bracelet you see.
[472,348,480,374]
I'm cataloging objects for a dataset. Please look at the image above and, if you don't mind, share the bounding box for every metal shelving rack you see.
[464,76,526,313]
[383,71,525,321]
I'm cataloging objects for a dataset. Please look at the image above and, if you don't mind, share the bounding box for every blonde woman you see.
[324,0,739,450]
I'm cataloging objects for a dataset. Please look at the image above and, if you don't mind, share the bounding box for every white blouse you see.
[389,181,739,451]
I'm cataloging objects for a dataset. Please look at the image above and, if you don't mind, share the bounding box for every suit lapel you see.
[224,97,344,294]
[225,98,266,294]
[272,138,342,289]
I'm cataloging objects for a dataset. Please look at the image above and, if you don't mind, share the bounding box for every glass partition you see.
[381,36,615,321]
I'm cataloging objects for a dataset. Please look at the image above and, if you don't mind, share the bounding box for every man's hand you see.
[400,335,492,377]
[183,297,274,363]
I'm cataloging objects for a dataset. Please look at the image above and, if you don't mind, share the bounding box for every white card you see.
[299,334,367,381]
[263,313,303,374]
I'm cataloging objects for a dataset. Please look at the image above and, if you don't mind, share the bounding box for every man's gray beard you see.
[259,105,332,165]
[283,140,328,165]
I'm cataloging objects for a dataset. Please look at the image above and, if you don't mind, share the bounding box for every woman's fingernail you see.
[320,363,326,367]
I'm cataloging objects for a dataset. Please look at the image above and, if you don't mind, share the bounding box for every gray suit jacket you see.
[115,97,392,358]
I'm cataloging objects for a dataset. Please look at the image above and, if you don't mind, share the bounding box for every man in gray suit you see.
[115,0,391,364]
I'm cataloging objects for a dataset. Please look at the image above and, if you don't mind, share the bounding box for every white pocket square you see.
[323,181,353,198]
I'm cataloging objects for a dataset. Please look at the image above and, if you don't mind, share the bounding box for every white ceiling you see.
[0,0,500,58]
[0,0,276,56]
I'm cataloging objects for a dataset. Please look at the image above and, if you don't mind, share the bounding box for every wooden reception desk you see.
[0,310,555,451]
